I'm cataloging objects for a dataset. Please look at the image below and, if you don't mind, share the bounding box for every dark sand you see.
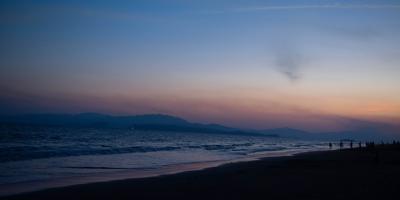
[4,145,400,200]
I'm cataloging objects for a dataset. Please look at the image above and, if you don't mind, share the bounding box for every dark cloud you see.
[274,47,304,82]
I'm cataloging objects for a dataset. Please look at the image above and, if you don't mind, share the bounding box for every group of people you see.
[328,141,361,149]
[366,140,400,149]
[365,142,376,149]
[329,140,400,149]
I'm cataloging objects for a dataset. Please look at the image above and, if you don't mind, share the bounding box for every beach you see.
[4,144,400,200]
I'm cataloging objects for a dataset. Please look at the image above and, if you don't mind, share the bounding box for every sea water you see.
[0,125,332,195]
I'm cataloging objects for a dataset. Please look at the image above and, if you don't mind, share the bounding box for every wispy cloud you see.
[74,8,155,22]
[274,48,304,83]
[0,5,163,24]
[234,4,400,12]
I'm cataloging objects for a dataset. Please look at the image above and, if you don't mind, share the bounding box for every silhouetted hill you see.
[0,113,265,136]
[0,113,186,126]
[1,113,396,140]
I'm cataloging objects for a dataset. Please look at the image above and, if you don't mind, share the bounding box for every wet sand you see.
[4,144,400,200]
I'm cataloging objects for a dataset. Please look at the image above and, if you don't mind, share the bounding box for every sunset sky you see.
[1,0,400,131]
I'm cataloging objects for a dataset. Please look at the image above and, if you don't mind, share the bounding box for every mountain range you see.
[0,113,398,140]
[0,113,266,136]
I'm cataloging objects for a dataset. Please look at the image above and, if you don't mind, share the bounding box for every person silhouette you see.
[339,141,343,149]
[329,142,332,149]
[358,142,361,149]
[350,141,353,149]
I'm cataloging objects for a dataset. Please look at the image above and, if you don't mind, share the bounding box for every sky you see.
[0,0,400,132]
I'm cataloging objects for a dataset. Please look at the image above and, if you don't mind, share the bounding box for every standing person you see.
[329,142,332,149]
[358,142,362,149]
[339,141,343,149]
[350,141,353,149]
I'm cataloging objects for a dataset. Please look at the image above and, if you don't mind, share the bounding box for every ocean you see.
[0,125,332,195]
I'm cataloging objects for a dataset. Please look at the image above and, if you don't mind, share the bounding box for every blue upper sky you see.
[1,0,400,131]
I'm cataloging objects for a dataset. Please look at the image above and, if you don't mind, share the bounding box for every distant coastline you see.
[0,113,269,136]
[1,113,396,140]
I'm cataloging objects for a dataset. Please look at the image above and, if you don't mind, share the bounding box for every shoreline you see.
[5,145,400,199]
[0,148,327,197]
